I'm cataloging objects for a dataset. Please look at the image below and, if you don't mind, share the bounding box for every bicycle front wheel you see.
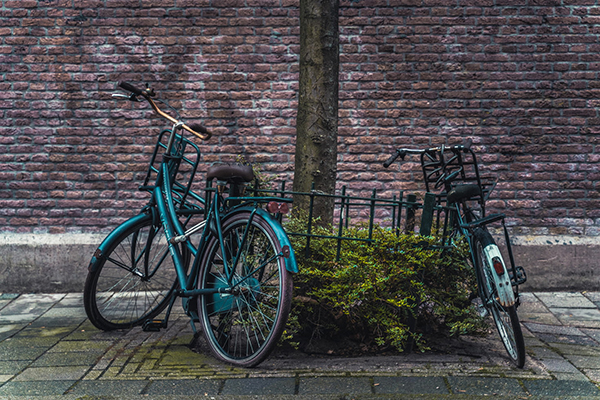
[474,228,526,368]
[84,214,180,330]
[197,210,293,367]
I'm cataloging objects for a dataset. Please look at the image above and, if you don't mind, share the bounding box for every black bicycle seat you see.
[447,184,481,203]
[206,163,254,183]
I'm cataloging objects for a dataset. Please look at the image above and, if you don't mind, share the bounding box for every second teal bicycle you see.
[83,82,297,367]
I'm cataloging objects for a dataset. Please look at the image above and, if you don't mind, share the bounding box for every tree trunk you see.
[293,0,339,225]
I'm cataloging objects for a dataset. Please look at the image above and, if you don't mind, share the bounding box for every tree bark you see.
[293,0,339,225]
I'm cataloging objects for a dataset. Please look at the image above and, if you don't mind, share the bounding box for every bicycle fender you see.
[253,207,298,274]
[227,207,298,274]
[88,213,151,273]
[482,244,515,307]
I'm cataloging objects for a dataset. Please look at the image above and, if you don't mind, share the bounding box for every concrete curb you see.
[2,233,600,292]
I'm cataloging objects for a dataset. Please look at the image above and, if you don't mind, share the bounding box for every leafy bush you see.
[283,218,487,354]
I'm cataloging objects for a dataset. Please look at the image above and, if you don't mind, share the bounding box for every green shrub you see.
[283,218,487,354]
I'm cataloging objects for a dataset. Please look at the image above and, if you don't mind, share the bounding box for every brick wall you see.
[1,0,599,236]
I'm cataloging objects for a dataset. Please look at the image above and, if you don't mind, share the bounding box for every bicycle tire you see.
[474,227,526,368]
[197,210,293,367]
[84,214,181,330]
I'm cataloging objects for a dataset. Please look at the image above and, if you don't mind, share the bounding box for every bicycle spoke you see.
[198,211,292,366]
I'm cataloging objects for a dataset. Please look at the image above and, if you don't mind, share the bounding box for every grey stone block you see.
[298,377,372,395]
[221,377,296,395]
[523,379,600,397]
[447,376,525,396]
[374,376,449,394]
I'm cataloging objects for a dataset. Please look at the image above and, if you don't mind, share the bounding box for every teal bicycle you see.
[384,141,527,368]
[83,82,297,367]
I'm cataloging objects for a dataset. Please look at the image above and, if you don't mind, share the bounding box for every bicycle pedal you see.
[509,266,527,286]
[142,320,165,332]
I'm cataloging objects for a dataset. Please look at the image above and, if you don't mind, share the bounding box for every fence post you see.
[305,182,316,258]
[420,192,436,237]
[404,193,417,233]
[368,188,376,240]
[395,191,404,236]
[336,186,347,262]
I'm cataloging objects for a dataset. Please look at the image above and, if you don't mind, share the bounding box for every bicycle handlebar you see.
[383,140,472,168]
[118,81,144,97]
[116,81,212,141]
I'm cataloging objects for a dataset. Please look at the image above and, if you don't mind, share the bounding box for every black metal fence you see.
[253,182,438,262]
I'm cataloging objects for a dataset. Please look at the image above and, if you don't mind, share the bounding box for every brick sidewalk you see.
[0,292,600,398]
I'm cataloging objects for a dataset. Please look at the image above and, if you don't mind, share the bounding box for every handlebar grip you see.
[383,150,400,168]
[118,81,144,96]
[189,123,209,135]
[187,123,212,140]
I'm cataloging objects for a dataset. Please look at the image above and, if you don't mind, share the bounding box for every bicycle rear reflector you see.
[493,257,505,275]
[267,201,290,215]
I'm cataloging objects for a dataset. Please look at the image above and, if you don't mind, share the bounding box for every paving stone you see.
[520,313,563,326]
[524,322,586,336]
[527,346,564,360]
[68,379,149,396]
[49,339,113,352]
[0,324,21,341]
[221,377,296,395]
[519,296,550,313]
[36,305,88,320]
[523,379,600,397]
[0,342,49,361]
[12,365,89,381]
[373,376,448,394]
[550,308,600,329]
[31,350,105,367]
[0,380,75,396]
[13,326,75,340]
[536,292,597,309]
[0,293,65,324]
[0,360,29,375]
[584,292,600,302]
[54,293,84,308]
[553,372,591,381]
[582,328,600,344]
[564,354,600,369]
[298,377,372,395]
[539,358,581,374]
[537,333,600,347]
[447,376,526,396]
[583,369,600,383]
[0,300,11,312]
[550,343,600,356]
[145,379,221,395]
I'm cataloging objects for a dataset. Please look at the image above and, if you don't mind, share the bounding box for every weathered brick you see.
[0,1,597,233]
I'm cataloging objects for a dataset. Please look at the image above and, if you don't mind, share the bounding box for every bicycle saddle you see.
[447,184,481,203]
[206,163,254,183]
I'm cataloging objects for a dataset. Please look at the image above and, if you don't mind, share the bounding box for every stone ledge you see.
[0,233,599,292]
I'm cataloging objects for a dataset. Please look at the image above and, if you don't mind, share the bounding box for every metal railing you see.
[252,182,437,262]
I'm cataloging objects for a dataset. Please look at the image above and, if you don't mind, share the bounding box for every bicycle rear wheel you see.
[474,228,525,368]
[197,210,293,367]
[84,214,180,330]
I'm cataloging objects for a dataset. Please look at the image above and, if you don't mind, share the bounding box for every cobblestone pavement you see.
[0,292,600,399]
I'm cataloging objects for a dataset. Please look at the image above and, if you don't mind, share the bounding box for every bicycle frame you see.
[427,146,521,308]
[151,125,297,326]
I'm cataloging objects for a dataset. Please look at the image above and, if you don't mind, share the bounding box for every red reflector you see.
[492,257,505,275]
[267,201,289,215]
